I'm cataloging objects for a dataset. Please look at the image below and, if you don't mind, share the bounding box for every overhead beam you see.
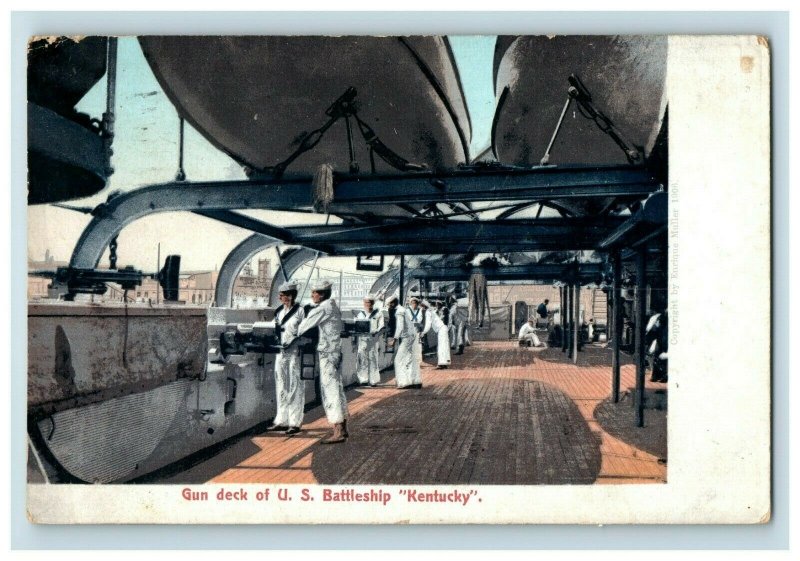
[193,210,297,243]
[214,233,280,307]
[598,191,668,250]
[331,165,660,206]
[69,165,659,268]
[406,263,605,282]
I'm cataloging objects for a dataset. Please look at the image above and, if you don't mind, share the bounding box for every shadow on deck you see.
[143,340,666,485]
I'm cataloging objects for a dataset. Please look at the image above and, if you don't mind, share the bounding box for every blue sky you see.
[28,36,498,271]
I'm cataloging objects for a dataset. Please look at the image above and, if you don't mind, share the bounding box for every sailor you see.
[386,295,422,389]
[355,294,384,387]
[536,299,550,329]
[408,296,425,363]
[454,302,471,355]
[296,279,350,444]
[435,300,450,326]
[447,296,459,350]
[421,300,451,369]
[518,318,544,348]
[267,280,306,435]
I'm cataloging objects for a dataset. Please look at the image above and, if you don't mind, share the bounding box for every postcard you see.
[25,34,770,524]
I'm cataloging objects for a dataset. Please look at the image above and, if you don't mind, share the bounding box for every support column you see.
[635,249,647,427]
[560,285,566,351]
[573,282,580,364]
[612,251,622,403]
[399,255,405,303]
[567,282,575,358]
[562,284,569,353]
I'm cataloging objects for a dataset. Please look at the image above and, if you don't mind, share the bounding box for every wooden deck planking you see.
[187,341,667,485]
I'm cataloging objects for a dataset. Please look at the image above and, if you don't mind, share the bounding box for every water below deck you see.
[136,339,667,486]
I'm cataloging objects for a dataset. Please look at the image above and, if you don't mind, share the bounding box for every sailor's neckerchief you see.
[360,308,379,319]
[277,303,300,325]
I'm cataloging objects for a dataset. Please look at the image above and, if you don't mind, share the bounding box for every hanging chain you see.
[109,236,118,270]
[567,74,644,165]
[264,87,425,178]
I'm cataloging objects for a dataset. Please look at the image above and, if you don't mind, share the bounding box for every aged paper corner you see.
[29,35,90,48]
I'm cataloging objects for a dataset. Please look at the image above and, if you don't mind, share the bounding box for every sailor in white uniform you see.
[421,300,451,369]
[408,296,425,364]
[355,294,384,387]
[447,296,459,350]
[267,281,306,435]
[296,279,350,444]
[518,318,544,347]
[386,295,422,389]
[453,300,471,354]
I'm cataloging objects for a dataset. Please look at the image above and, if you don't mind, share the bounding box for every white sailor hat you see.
[310,279,333,292]
[421,299,432,308]
[386,294,399,304]
[278,280,299,293]
[363,294,376,302]
[409,296,420,302]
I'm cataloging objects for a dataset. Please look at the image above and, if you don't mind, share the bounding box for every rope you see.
[312,163,335,213]
[467,273,489,327]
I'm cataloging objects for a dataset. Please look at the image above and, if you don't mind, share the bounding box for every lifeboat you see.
[27,36,110,204]
[138,36,471,176]
[492,35,667,169]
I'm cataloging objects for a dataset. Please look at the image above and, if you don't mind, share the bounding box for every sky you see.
[27,36,498,273]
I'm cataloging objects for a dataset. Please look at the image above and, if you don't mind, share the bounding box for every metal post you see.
[399,255,405,303]
[635,248,647,427]
[175,117,186,181]
[559,285,565,351]
[562,285,569,353]
[612,251,622,403]
[275,246,289,283]
[573,282,580,364]
[567,283,574,359]
[102,37,117,177]
[156,242,160,305]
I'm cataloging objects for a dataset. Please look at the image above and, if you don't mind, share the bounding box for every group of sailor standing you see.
[266,279,466,444]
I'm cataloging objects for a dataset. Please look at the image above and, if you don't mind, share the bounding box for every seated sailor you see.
[518,318,544,347]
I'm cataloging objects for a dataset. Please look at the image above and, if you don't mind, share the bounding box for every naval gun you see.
[30,254,182,302]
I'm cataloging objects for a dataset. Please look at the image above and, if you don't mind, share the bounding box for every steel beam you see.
[598,191,667,250]
[612,251,622,403]
[562,285,569,353]
[215,234,280,307]
[573,282,580,364]
[399,255,405,303]
[283,218,625,257]
[68,165,657,268]
[406,263,604,282]
[559,285,566,352]
[331,165,659,206]
[267,247,319,306]
[635,248,647,427]
[194,210,297,244]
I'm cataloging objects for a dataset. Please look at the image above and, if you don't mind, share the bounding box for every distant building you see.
[231,258,272,307]
[27,250,68,300]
